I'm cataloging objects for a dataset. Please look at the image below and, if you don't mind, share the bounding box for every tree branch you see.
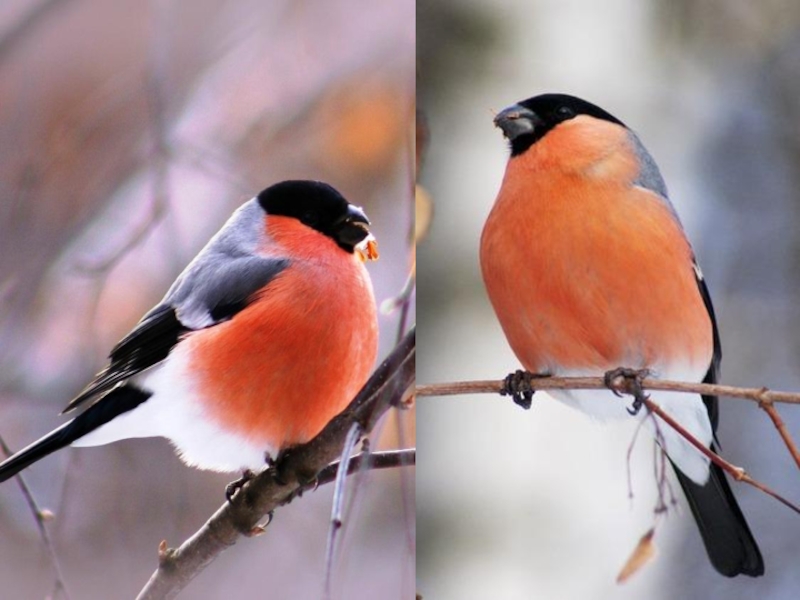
[323,422,362,600]
[758,400,800,469]
[135,328,415,600]
[314,448,415,488]
[641,396,800,514]
[418,376,800,464]
[0,435,72,600]
[416,376,800,404]
[417,374,800,514]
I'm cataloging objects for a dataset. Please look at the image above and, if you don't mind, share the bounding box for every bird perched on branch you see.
[0,180,379,483]
[480,93,763,577]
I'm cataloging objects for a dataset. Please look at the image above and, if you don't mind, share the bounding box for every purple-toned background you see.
[0,2,415,598]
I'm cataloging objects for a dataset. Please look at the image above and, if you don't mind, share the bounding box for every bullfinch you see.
[480,93,763,577]
[0,180,378,481]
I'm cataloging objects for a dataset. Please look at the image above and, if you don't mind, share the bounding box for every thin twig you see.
[416,377,800,404]
[624,414,648,502]
[756,398,800,469]
[382,274,416,345]
[382,133,417,346]
[0,436,72,600]
[642,397,800,514]
[645,409,675,514]
[373,123,419,596]
[323,422,363,600]
[418,375,800,515]
[390,401,416,565]
[309,449,415,491]
[418,376,800,469]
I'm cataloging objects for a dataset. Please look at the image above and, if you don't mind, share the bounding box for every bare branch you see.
[757,400,800,469]
[416,376,800,404]
[383,130,417,346]
[136,328,415,600]
[323,422,363,600]
[313,448,415,489]
[0,435,72,600]
[642,396,800,514]
[382,273,416,343]
[417,374,800,514]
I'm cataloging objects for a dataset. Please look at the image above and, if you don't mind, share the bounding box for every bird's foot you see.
[245,511,275,537]
[225,469,255,502]
[500,370,549,410]
[603,367,651,415]
[263,454,282,487]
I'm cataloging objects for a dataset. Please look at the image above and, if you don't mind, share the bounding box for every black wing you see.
[63,305,187,412]
[63,254,289,413]
[696,266,721,431]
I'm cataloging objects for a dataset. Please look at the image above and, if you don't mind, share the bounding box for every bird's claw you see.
[603,368,651,415]
[225,468,255,502]
[500,370,549,410]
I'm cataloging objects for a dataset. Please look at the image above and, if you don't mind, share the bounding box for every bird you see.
[480,93,763,577]
[0,180,379,484]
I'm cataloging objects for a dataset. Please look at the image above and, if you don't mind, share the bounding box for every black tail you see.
[0,386,150,483]
[673,447,764,577]
[683,268,763,576]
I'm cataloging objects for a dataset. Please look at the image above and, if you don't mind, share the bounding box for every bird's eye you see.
[557,106,575,119]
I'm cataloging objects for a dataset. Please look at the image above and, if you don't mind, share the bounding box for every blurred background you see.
[418,0,800,599]
[0,1,414,599]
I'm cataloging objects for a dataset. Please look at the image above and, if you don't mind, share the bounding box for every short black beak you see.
[334,204,371,250]
[494,104,541,141]
[343,204,369,227]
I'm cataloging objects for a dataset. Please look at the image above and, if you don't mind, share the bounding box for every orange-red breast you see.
[480,93,763,577]
[0,180,378,478]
